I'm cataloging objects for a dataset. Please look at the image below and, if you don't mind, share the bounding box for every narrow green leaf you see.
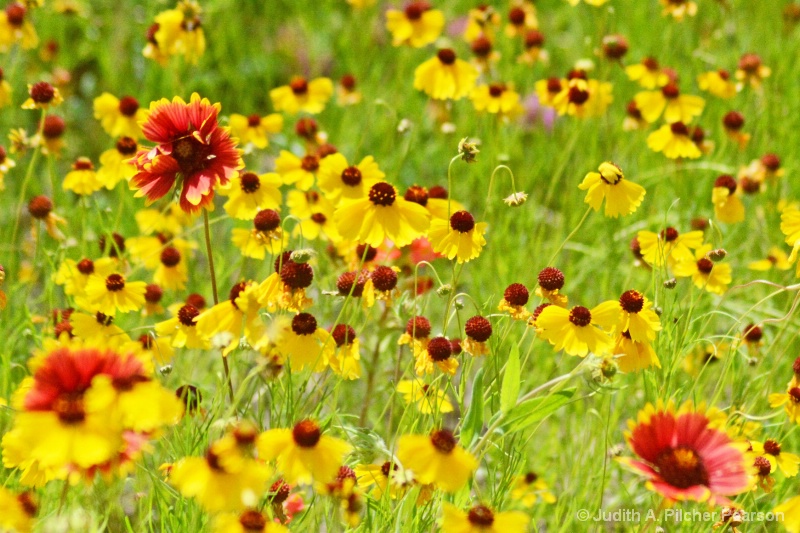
[460,368,484,446]
[500,343,521,413]
[503,388,576,433]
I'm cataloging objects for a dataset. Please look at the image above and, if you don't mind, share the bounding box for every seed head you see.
[538,267,565,291]
[465,315,492,342]
[503,283,529,306]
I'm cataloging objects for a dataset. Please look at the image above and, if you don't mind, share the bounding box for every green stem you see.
[546,206,593,266]
[446,154,460,221]
[204,209,234,404]
[10,109,46,270]
[481,164,519,220]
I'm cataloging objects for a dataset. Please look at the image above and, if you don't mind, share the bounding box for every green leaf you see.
[460,368,484,446]
[500,344,521,413]
[502,388,576,433]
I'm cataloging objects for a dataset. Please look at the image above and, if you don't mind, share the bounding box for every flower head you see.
[428,210,488,263]
[414,49,479,101]
[397,429,477,492]
[578,162,645,218]
[385,2,444,48]
[270,77,333,115]
[441,503,530,533]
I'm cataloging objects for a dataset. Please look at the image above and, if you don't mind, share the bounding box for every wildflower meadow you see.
[2,0,800,531]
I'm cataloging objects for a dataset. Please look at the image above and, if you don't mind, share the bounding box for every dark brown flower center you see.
[186,293,206,310]
[301,154,319,172]
[229,281,247,309]
[270,479,291,504]
[764,439,781,456]
[468,506,495,527]
[429,185,448,199]
[178,304,199,326]
[295,117,318,138]
[430,429,456,453]
[738,53,761,72]
[471,36,492,57]
[240,172,260,193]
[291,312,317,335]
[73,158,94,171]
[292,419,321,447]
[762,153,780,171]
[546,77,563,94]
[404,1,430,20]
[332,324,356,346]
[697,258,714,274]
[53,392,85,424]
[569,306,592,327]
[6,2,25,26]
[509,6,525,25]
[670,122,689,136]
[356,244,378,261]
[290,78,308,95]
[254,209,281,232]
[743,324,762,342]
[406,316,431,338]
[723,111,745,131]
[311,212,327,224]
[105,274,125,292]
[172,136,210,177]
[30,81,55,104]
[369,182,396,206]
[568,87,589,105]
[118,96,140,116]
[238,510,266,531]
[43,115,66,138]
[450,210,475,233]
[247,114,261,128]
[660,227,679,242]
[116,136,138,155]
[28,195,53,219]
[371,265,398,292]
[754,456,772,477]
[337,270,368,297]
[280,262,313,289]
[427,336,452,361]
[504,283,529,306]
[465,315,492,342]
[626,101,642,119]
[341,74,356,90]
[160,247,181,267]
[525,471,539,483]
[341,166,362,186]
[790,387,800,403]
[437,48,456,65]
[643,57,659,70]
[538,267,565,291]
[77,258,94,275]
[619,290,644,313]
[489,83,505,98]
[654,447,709,489]
[661,83,679,99]
[525,30,545,49]
[96,312,114,326]
[404,185,429,206]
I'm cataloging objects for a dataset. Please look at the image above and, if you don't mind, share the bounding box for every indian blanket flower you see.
[441,503,530,533]
[228,112,283,150]
[269,76,333,115]
[633,83,705,124]
[170,428,272,513]
[647,121,702,159]
[1,345,181,486]
[84,272,148,316]
[219,171,282,220]
[130,93,244,214]
[672,244,732,295]
[397,429,477,493]
[414,49,479,101]
[257,419,353,486]
[385,1,444,48]
[93,93,148,139]
[620,401,749,505]
[317,152,385,205]
[578,161,645,218]
[626,57,670,89]
[396,380,454,414]
[335,182,430,248]
[428,210,487,263]
[536,303,616,357]
[712,174,745,224]
[697,70,737,99]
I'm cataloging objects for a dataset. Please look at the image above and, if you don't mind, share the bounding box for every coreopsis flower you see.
[442,503,529,533]
[428,210,487,263]
[275,313,332,372]
[397,380,453,414]
[153,246,188,291]
[647,121,702,159]
[404,184,465,221]
[623,100,647,131]
[750,439,800,477]
[620,401,749,505]
[782,205,800,250]
[637,227,703,267]
[62,157,102,195]
[0,488,36,533]
[414,49,479,101]
[170,430,272,513]
[39,115,66,155]
[498,283,531,321]
[355,460,413,500]
[69,311,129,344]
[84,272,147,316]
[270,77,333,115]
[27,194,66,240]
[551,72,612,118]
[232,209,287,259]
[697,70,737,99]
[97,137,139,189]
[0,68,12,108]
[517,29,548,65]
[1,345,181,486]
[55,257,116,305]
[415,336,459,376]
[397,429,477,492]
[463,315,492,356]
[126,236,195,271]
[775,496,800,533]
[328,324,362,380]
[463,5,500,42]
[228,112,283,150]
[131,93,243,213]
[735,53,771,91]
[672,245,732,295]
[286,190,340,242]
[578,162,645,218]
[317,153,385,205]
[505,2,537,37]
[275,150,320,191]
[218,171,282,220]
[363,265,400,304]
[336,74,362,106]
[613,331,660,372]
[385,1,444,48]
[398,315,432,350]
[769,383,800,424]
[605,289,662,343]
[142,283,165,316]
[155,303,209,349]
[535,266,568,307]
[93,93,148,139]
[335,182,430,248]
[258,256,315,313]
[510,472,556,506]
[195,280,266,355]
[213,510,288,533]
[535,77,564,107]
[135,204,193,236]
[0,3,37,52]
[712,174,744,224]
[0,145,15,190]
[145,1,205,65]
[634,83,705,124]
[660,0,698,19]
[536,303,616,356]
[749,247,792,271]
[126,333,174,366]
[21,81,61,110]
[626,57,670,89]
[257,419,353,485]
[470,83,522,117]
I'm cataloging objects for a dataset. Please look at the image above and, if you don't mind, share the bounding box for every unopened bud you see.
[437,284,453,297]
[458,137,480,163]
[160,364,173,375]
[290,249,316,264]
[708,248,727,262]
[663,278,677,289]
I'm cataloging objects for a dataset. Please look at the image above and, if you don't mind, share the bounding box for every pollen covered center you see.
[341,166,362,186]
[654,447,709,489]
[369,182,396,206]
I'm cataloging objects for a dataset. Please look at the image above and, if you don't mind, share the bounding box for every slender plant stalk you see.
[203,209,234,403]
